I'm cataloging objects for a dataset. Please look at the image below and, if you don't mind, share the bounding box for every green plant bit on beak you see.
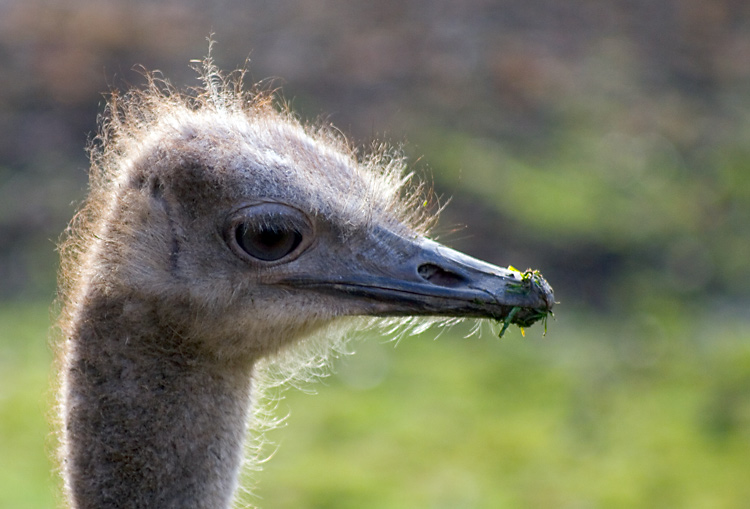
[498,266,555,339]
[498,306,520,338]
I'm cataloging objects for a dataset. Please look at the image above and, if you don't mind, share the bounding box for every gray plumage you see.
[56,61,553,508]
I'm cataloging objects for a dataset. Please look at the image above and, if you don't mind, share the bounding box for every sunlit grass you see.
[2,302,749,508]
[251,311,750,509]
[0,302,58,509]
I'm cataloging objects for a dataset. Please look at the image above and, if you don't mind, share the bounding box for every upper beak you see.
[280,228,554,330]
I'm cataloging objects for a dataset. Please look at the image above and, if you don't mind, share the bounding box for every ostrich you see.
[56,60,553,509]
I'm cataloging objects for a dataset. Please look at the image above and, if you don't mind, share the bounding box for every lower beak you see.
[282,231,554,331]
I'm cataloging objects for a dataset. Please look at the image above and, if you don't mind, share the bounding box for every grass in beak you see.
[498,267,554,339]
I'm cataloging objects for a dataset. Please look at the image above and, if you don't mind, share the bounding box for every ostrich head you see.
[57,61,554,508]
[62,64,552,363]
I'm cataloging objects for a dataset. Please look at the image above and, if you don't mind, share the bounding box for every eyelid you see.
[223,203,315,266]
[255,213,303,231]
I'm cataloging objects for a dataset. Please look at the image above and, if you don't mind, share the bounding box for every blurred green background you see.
[1,0,749,507]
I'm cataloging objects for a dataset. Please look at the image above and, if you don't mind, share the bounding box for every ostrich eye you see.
[226,203,312,263]
[236,223,302,261]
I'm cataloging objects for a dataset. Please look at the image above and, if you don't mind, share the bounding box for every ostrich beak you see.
[284,229,555,330]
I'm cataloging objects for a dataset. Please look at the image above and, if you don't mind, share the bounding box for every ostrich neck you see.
[63,293,254,509]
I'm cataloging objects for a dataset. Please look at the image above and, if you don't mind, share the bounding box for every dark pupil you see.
[236,224,302,261]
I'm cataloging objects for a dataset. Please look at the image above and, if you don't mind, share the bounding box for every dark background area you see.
[1,0,748,315]
[2,2,750,507]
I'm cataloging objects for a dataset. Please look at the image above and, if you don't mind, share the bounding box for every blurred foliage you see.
[1,0,749,507]
[0,0,748,310]
[3,304,750,508]
[0,304,57,509]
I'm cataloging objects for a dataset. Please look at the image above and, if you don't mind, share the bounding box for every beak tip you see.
[503,269,555,328]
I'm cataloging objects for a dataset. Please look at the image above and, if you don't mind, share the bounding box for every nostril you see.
[417,263,466,288]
